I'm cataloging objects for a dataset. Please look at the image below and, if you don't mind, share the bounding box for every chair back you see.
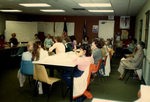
[20,60,34,75]
[16,47,26,56]
[34,64,48,83]
[96,59,103,71]
[103,55,108,65]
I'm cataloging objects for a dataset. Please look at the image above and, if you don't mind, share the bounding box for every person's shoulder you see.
[22,51,31,55]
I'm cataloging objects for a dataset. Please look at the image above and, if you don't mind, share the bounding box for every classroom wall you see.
[0,13,17,35]
[17,15,135,45]
[135,0,150,85]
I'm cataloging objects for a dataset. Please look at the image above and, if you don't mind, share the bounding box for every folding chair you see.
[33,64,63,102]
[20,60,34,87]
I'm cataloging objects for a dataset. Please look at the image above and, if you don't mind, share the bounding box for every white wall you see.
[0,13,17,35]
[135,0,150,85]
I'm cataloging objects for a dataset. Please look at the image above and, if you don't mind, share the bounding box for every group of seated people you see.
[14,32,145,101]
[16,34,114,100]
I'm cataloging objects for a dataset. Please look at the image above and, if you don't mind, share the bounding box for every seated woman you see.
[69,36,77,49]
[64,36,73,52]
[121,38,137,58]
[49,36,65,54]
[9,33,18,46]
[17,41,48,94]
[106,38,113,49]
[33,34,40,42]
[82,36,88,44]
[118,41,145,80]
[62,44,94,87]
[44,34,54,50]
[99,38,108,58]
[0,34,8,48]
[91,38,103,66]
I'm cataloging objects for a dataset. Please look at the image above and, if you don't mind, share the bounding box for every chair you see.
[33,64,63,102]
[73,64,97,100]
[123,69,141,84]
[96,59,103,78]
[10,46,26,57]
[63,64,97,100]
[20,60,34,87]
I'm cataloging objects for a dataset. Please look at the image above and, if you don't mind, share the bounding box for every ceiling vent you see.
[72,8,86,10]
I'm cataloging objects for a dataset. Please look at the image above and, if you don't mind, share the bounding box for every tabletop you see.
[33,51,77,67]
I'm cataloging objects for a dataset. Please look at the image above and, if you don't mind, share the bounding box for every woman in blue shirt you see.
[44,34,54,50]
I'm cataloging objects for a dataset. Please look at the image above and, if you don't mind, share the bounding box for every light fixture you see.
[0,10,22,12]
[19,3,51,7]
[88,10,114,12]
[79,3,111,7]
[40,9,65,12]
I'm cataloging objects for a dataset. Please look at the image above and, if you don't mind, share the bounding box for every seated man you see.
[118,42,145,80]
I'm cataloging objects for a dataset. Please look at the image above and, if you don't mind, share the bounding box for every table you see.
[92,98,119,102]
[33,52,77,102]
[0,44,27,60]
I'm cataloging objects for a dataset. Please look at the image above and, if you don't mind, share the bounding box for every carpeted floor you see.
[0,56,142,102]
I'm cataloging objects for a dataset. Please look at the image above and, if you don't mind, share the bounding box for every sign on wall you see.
[120,16,130,29]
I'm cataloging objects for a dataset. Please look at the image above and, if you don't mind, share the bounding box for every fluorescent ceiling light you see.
[40,9,65,12]
[88,10,114,12]
[0,10,22,12]
[79,3,111,7]
[19,3,51,7]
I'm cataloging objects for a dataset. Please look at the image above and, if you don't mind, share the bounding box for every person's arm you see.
[50,39,54,45]
[44,38,46,47]
[128,50,142,63]
[49,43,56,52]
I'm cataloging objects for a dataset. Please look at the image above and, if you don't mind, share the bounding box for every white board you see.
[98,20,114,42]
[67,22,74,36]
[55,22,64,36]
[38,22,54,36]
[5,21,37,42]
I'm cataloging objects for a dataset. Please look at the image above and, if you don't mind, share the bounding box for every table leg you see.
[70,69,74,102]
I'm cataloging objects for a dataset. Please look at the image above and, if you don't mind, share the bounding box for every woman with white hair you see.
[118,41,145,80]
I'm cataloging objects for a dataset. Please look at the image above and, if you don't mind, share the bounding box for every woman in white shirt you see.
[49,36,65,54]
[17,41,48,94]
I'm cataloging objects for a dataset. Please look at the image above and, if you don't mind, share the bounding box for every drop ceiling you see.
[0,0,147,16]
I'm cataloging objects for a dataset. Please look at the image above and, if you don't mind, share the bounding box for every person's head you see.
[80,44,92,57]
[99,38,105,47]
[106,38,112,45]
[137,42,145,50]
[131,38,137,44]
[83,36,88,41]
[64,37,71,43]
[11,33,16,38]
[35,41,44,49]
[55,36,62,42]
[34,34,38,39]
[0,34,5,41]
[27,41,34,52]
[47,34,51,39]
[92,38,101,49]
[70,36,76,42]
